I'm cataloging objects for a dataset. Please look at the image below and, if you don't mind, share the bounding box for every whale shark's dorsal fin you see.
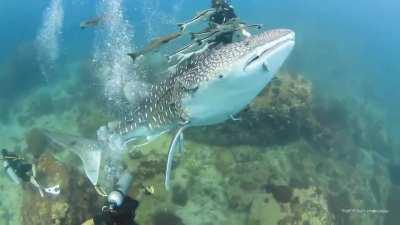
[42,130,102,185]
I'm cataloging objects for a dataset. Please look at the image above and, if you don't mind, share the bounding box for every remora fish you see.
[44,29,295,191]
[128,32,182,62]
[80,16,103,29]
[177,8,216,32]
[190,18,263,41]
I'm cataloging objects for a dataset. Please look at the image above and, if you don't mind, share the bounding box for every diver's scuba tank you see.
[107,170,134,209]
[3,160,22,185]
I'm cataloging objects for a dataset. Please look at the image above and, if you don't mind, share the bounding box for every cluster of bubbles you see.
[93,0,147,108]
[35,0,64,81]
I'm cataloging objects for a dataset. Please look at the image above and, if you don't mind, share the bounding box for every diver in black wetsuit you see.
[81,172,155,225]
[1,148,44,197]
[90,196,140,225]
[210,0,238,44]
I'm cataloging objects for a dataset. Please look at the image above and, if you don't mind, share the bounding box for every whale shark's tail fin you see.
[42,130,103,186]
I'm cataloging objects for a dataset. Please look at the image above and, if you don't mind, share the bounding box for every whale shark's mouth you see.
[244,31,295,71]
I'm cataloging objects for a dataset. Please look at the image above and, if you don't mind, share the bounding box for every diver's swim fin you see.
[42,130,103,185]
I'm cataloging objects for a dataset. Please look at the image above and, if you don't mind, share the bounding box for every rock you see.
[264,183,293,203]
[172,184,189,206]
[248,194,285,225]
[25,128,49,159]
[20,153,101,225]
[215,149,236,175]
[278,187,334,225]
[152,210,185,225]
[187,73,317,147]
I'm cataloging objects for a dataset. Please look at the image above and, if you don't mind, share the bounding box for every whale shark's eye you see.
[218,75,223,79]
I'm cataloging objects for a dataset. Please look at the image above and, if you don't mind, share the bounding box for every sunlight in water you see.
[35,0,64,80]
[93,0,146,107]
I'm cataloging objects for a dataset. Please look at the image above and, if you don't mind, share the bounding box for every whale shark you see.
[44,29,295,191]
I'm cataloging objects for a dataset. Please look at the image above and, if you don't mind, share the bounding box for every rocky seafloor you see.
[0,60,399,225]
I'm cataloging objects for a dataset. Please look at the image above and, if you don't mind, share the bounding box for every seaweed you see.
[152,210,184,225]
[172,184,189,206]
[264,183,293,203]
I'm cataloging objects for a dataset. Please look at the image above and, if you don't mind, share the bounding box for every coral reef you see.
[278,187,334,225]
[264,183,293,203]
[20,153,101,225]
[25,128,49,159]
[172,184,189,206]
[152,210,185,225]
[187,73,318,147]
[248,193,284,225]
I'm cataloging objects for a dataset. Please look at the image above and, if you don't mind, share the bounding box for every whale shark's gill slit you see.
[35,0,64,81]
[244,54,260,71]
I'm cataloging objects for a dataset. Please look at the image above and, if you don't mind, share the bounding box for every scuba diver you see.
[211,0,237,25]
[210,0,250,44]
[1,148,45,197]
[81,171,154,225]
[82,195,140,225]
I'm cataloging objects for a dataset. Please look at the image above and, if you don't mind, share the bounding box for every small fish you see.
[80,16,103,29]
[177,8,216,32]
[191,18,262,41]
[128,32,182,62]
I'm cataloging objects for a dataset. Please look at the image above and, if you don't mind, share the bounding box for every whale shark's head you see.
[181,29,295,125]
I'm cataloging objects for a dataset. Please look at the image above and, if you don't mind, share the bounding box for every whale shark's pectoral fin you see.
[42,130,103,186]
[165,125,188,190]
[178,131,184,154]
